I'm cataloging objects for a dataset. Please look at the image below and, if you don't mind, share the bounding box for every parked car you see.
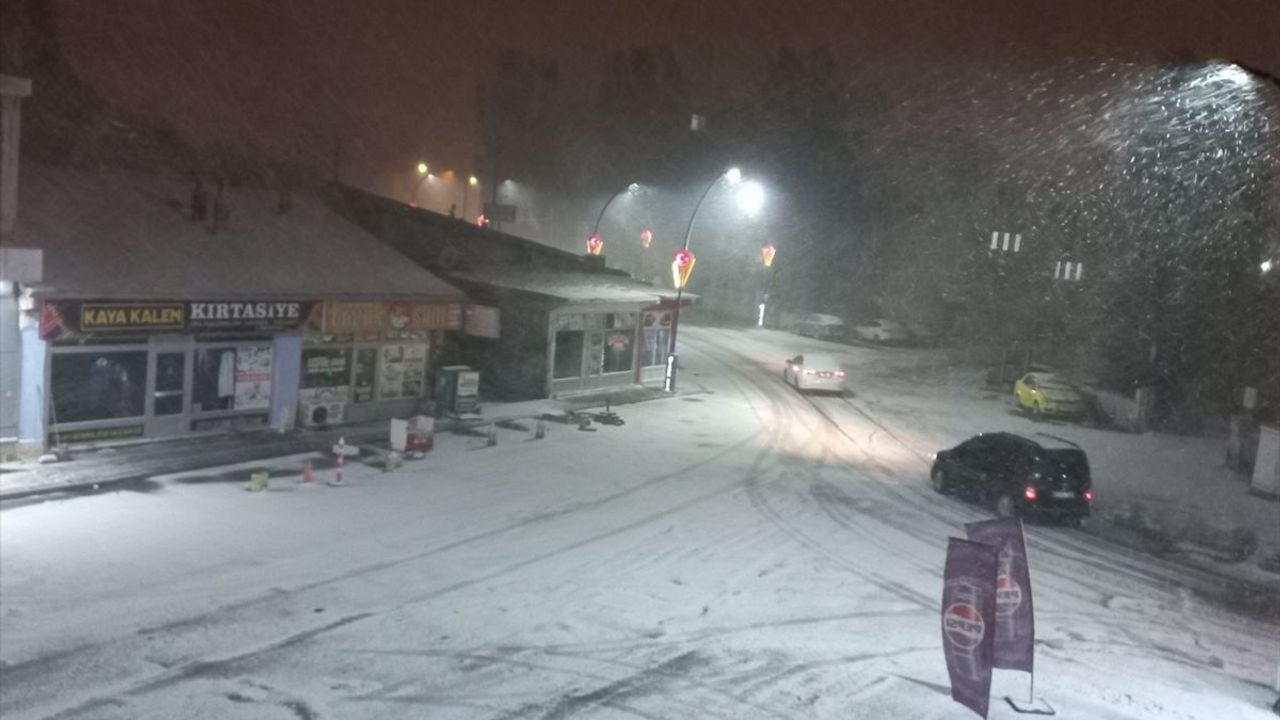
[1014,372,1085,418]
[851,318,912,344]
[783,353,846,394]
[930,432,1093,522]
[792,313,847,340]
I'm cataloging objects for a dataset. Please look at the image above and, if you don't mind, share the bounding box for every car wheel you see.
[931,466,949,494]
[995,494,1018,518]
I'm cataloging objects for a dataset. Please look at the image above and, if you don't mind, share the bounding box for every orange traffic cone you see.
[300,459,314,484]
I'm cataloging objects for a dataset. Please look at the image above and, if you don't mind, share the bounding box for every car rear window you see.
[1040,449,1090,480]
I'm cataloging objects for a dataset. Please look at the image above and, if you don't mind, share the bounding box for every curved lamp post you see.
[586,182,641,257]
[664,168,744,392]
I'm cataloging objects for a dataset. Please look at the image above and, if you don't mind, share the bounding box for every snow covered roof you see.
[450,268,685,304]
[13,163,466,302]
[325,184,688,306]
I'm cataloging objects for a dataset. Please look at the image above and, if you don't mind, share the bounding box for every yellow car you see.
[1014,372,1085,418]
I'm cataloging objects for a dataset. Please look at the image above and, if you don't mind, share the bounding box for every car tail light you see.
[835,370,845,378]
[1023,485,1038,502]
[1083,489,1094,502]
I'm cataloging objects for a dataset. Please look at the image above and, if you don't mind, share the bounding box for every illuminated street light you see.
[469,175,479,186]
[665,166,756,392]
[1263,259,1274,274]
[409,163,432,205]
[737,181,765,218]
[588,181,642,257]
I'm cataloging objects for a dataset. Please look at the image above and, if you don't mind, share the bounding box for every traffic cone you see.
[328,437,346,486]
[300,459,314,484]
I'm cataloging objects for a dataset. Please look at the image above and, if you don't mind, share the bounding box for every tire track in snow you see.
[692,335,939,612]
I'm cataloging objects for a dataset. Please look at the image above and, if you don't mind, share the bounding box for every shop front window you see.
[301,347,351,388]
[352,347,378,403]
[553,331,584,379]
[52,351,147,423]
[603,331,633,373]
[193,345,273,412]
[643,329,670,367]
[377,343,428,399]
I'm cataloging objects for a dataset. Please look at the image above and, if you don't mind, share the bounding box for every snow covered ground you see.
[1,327,1277,719]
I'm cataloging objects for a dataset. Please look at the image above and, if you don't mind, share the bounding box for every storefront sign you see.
[80,303,185,332]
[41,300,314,339]
[188,301,308,330]
[50,424,145,446]
[313,301,463,338]
[464,305,501,338]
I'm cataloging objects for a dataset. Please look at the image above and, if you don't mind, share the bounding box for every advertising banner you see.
[942,537,999,718]
[965,517,1035,673]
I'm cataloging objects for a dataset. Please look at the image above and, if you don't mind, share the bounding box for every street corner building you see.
[0,162,473,453]
[324,185,693,401]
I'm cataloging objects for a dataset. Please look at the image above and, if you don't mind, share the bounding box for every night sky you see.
[49,0,1280,196]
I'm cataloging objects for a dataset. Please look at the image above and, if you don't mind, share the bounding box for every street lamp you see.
[460,175,481,221]
[409,162,431,207]
[665,167,762,392]
[587,182,642,257]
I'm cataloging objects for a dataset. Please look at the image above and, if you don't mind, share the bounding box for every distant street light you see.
[1262,258,1274,274]
[665,166,755,392]
[409,162,432,206]
[469,175,479,186]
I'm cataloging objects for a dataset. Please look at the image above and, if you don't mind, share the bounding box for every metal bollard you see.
[487,423,498,447]
[535,418,547,439]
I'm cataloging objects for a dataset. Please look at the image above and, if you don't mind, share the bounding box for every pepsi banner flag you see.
[942,537,999,718]
[966,517,1035,673]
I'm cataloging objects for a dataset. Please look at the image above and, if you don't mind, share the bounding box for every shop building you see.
[328,185,690,401]
[7,163,469,450]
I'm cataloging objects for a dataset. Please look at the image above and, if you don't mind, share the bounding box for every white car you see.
[792,313,846,340]
[852,318,912,344]
[783,353,846,394]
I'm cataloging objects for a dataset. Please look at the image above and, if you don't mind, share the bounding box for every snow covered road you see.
[1,327,1277,719]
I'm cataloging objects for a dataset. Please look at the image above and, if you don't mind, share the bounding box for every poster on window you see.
[378,343,428,400]
[233,345,273,410]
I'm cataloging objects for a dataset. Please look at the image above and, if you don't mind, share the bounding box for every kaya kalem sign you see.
[41,300,313,339]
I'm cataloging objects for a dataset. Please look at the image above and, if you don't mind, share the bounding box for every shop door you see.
[147,344,191,437]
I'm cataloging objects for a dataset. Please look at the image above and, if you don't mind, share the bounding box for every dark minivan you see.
[930,432,1093,522]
